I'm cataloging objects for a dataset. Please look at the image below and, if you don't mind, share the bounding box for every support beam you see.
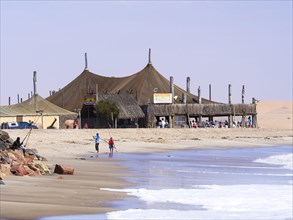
[228,84,232,104]
[242,85,245,104]
[170,76,174,103]
[198,86,201,104]
[84,53,88,70]
[33,71,37,95]
[148,48,152,64]
[209,84,212,101]
[96,84,99,103]
[186,77,190,93]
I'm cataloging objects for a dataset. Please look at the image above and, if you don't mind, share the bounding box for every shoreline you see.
[0,128,292,219]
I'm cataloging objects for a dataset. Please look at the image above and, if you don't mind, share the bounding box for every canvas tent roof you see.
[47,63,217,111]
[98,94,145,119]
[0,94,76,117]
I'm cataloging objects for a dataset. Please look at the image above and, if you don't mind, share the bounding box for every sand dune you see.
[256,100,292,130]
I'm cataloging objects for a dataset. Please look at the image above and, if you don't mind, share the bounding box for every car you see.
[17,122,38,129]
[7,122,19,129]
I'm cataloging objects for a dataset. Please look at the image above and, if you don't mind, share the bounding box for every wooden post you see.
[8,97,11,105]
[242,115,246,128]
[242,85,245,104]
[33,71,37,95]
[182,93,186,104]
[198,86,201,104]
[169,115,173,128]
[228,84,232,104]
[228,115,233,128]
[253,114,258,128]
[170,76,174,103]
[199,115,202,125]
[148,48,152,64]
[17,94,19,103]
[186,77,190,93]
[96,84,99,103]
[209,84,212,101]
[85,53,88,70]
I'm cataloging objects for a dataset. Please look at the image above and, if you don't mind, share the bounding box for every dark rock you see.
[54,164,74,175]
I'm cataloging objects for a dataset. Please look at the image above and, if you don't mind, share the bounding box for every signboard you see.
[84,95,96,105]
[153,93,172,104]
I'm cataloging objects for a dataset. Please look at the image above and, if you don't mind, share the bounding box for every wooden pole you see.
[170,76,174,104]
[96,84,99,103]
[17,94,19,103]
[198,86,201,104]
[182,93,186,104]
[33,71,37,95]
[242,85,245,104]
[148,48,152,64]
[228,84,232,104]
[8,97,11,105]
[85,53,88,70]
[186,77,190,93]
[209,84,212,101]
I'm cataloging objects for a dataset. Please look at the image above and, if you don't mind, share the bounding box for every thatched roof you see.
[145,103,257,117]
[98,93,145,119]
[0,95,76,117]
[47,63,216,111]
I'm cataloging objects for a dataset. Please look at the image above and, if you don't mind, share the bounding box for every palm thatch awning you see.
[98,93,145,119]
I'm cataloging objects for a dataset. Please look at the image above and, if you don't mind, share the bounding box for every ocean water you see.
[40,146,293,220]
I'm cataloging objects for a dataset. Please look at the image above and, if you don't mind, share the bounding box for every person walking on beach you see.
[108,137,115,154]
[94,133,100,153]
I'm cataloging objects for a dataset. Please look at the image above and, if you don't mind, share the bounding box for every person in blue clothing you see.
[93,133,100,153]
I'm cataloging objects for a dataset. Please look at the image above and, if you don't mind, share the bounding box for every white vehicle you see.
[7,122,19,129]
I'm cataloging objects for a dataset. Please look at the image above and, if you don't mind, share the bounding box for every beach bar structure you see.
[46,50,258,128]
[142,103,257,128]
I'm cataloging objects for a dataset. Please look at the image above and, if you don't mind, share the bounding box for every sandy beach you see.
[0,100,292,220]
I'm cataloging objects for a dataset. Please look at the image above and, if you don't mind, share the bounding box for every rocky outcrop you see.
[0,130,51,179]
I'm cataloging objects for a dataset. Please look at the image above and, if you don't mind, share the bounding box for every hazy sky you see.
[1,1,292,106]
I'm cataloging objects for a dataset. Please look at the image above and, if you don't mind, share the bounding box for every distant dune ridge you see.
[256,100,292,130]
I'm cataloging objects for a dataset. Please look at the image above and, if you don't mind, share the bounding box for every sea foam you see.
[102,184,293,220]
[254,153,293,170]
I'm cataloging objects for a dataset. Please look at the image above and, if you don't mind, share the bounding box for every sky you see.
[1,1,292,106]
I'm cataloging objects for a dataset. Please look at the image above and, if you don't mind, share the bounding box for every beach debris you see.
[54,164,74,175]
[0,130,50,179]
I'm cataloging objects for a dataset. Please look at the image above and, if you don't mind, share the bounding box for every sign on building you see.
[84,95,96,105]
[153,93,172,104]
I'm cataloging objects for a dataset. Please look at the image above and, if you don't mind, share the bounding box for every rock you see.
[54,164,74,175]
[0,140,7,151]
[0,171,6,180]
[0,164,12,176]
[11,164,28,176]
[34,161,51,175]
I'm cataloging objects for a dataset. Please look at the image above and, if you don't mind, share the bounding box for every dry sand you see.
[0,100,292,220]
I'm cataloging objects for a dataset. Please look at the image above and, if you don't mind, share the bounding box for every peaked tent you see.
[47,63,216,111]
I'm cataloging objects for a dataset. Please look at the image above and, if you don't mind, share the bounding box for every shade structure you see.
[47,63,217,111]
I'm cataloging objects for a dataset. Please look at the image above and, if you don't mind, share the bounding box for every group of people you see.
[94,133,116,155]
